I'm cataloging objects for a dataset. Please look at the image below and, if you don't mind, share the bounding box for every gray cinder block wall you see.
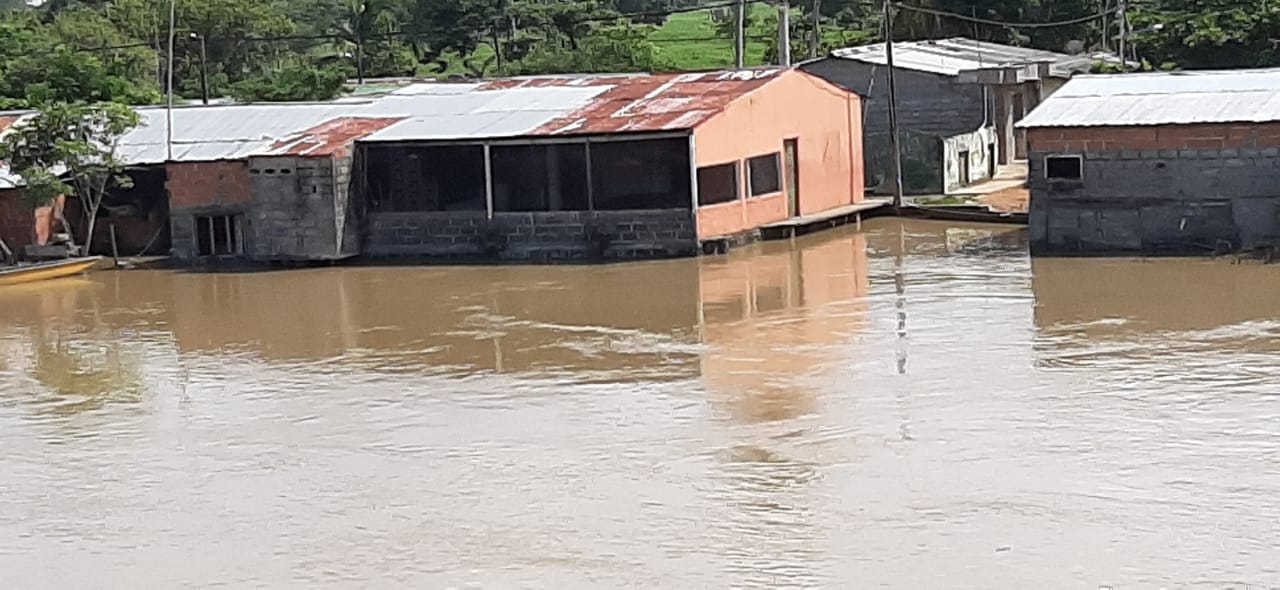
[1028,144,1280,255]
[248,155,359,261]
[364,209,698,262]
[801,58,987,136]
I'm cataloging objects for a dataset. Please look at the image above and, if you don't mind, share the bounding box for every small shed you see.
[1019,68,1280,255]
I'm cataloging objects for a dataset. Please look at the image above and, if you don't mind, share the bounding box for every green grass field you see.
[417,7,868,79]
[648,7,772,70]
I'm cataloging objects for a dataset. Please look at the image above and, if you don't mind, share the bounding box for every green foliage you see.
[0,102,140,245]
[6,0,1280,105]
[0,15,159,107]
[503,22,667,75]
[230,60,347,101]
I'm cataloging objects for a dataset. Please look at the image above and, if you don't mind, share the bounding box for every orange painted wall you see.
[693,69,864,239]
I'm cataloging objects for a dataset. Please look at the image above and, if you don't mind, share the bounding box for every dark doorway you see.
[958,150,971,186]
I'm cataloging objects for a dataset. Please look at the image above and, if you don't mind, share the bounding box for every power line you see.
[891,2,1118,28]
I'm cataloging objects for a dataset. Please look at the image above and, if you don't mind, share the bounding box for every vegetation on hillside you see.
[0,0,1276,104]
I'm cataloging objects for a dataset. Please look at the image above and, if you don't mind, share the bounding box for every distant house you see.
[0,68,867,263]
[801,38,1110,194]
[1020,68,1280,256]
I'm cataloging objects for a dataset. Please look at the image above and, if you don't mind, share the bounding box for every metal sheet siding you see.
[1019,69,1280,128]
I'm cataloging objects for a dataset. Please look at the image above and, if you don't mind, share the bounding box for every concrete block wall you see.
[801,59,986,137]
[364,209,697,262]
[1027,123,1280,254]
[248,155,358,261]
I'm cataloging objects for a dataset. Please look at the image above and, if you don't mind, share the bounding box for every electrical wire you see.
[891,2,1119,28]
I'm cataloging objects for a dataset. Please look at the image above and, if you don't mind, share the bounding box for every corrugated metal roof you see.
[362,69,783,141]
[831,37,1107,78]
[0,68,795,188]
[267,117,406,157]
[1018,68,1280,128]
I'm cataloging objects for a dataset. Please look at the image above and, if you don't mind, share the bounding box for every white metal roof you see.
[831,37,1107,78]
[360,85,608,142]
[118,104,359,164]
[1018,68,1280,128]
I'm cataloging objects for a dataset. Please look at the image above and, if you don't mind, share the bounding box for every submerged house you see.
[352,69,864,261]
[0,68,865,263]
[1020,69,1280,256]
[801,38,1108,194]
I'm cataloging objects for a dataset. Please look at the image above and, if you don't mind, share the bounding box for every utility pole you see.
[883,0,904,212]
[1117,0,1127,70]
[1101,0,1110,54]
[735,0,745,68]
[165,0,176,161]
[354,5,366,85]
[809,0,821,59]
[191,33,209,105]
[778,0,792,66]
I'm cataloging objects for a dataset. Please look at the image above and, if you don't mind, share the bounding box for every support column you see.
[483,143,494,219]
[584,141,595,211]
[995,86,1015,166]
[1013,88,1028,161]
[546,145,563,210]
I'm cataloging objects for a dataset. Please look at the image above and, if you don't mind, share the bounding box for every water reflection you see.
[4,221,1280,588]
[0,278,148,420]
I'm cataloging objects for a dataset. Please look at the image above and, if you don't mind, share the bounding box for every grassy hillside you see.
[649,6,772,70]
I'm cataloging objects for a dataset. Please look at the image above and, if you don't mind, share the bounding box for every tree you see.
[0,102,141,252]
[230,60,347,101]
[503,22,667,74]
[408,0,506,72]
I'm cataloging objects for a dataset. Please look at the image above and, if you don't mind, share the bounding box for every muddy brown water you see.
[2,219,1279,588]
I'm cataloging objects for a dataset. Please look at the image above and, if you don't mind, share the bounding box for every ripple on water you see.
[1,223,1280,587]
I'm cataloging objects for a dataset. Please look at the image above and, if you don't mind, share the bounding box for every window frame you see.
[194,214,244,257]
[746,152,783,197]
[1044,154,1084,181]
[696,161,742,207]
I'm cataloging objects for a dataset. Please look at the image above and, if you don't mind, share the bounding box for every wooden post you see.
[109,224,120,268]
[0,236,13,265]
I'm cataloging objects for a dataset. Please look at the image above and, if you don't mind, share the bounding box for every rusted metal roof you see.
[479,69,784,135]
[266,117,406,157]
[1018,68,1280,128]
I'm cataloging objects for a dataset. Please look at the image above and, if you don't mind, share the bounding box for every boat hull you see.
[0,257,104,287]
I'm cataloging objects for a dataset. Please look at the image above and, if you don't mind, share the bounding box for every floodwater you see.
[1,219,1279,589]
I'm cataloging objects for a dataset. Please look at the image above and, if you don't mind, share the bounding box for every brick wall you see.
[365,209,697,262]
[166,161,251,209]
[0,188,31,254]
[1027,126,1280,254]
